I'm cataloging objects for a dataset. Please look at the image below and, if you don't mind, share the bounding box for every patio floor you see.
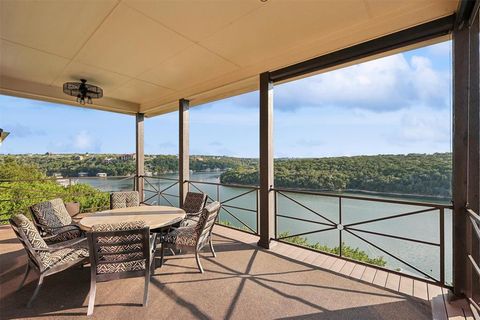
[0,225,467,320]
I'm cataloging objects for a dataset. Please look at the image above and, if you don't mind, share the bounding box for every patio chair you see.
[10,214,89,307]
[30,198,84,244]
[86,221,154,316]
[110,191,140,209]
[179,191,208,227]
[159,201,221,273]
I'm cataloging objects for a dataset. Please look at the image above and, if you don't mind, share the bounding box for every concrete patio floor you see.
[0,225,439,319]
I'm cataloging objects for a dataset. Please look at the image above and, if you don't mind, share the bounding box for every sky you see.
[0,41,452,158]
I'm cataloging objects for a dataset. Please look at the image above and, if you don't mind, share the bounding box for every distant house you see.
[103,158,114,164]
[145,171,153,177]
[117,153,136,161]
[52,173,62,178]
[74,155,84,160]
[96,172,107,178]
[78,172,88,177]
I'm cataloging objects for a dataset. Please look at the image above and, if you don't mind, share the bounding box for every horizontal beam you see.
[270,15,455,83]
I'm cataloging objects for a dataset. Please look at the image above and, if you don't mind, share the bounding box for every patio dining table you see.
[78,205,186,231]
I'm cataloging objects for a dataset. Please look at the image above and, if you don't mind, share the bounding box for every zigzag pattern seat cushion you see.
[11,214,88,269]
[163,226,198,247]
[110,191,140,209]
[91,221,147,274]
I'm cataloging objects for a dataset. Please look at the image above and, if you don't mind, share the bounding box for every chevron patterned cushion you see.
[41,244,89,269]
[44,226,83,245]
[163,226,198,247]
[182,192,207,215]
[31,198,72,229]
[110,191,140,209]
[91,221,147,274]
[11,214,48,250]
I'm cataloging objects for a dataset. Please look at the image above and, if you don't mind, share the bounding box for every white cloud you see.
[275,52,450,112]
[73,131,93,150]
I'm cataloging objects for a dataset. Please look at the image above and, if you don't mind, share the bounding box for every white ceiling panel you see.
[0,40,69,84]
[109,78,175,104]
[137,44,239,90]
[200,1,371,67]
[0,0,459,116]
[0,0,118,58]
[75,3,193,77]
[123,0,263,42]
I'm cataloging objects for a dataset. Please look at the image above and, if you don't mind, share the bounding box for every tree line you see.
[220,153,452,198]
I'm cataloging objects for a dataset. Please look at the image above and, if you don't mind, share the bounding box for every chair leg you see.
[87,276,97,316]
[18,263,31,291]
[209,238,216,258]
[143,268,150,306]
[195,249,204,273]
[160,242,165,268]
[27,274,44,308]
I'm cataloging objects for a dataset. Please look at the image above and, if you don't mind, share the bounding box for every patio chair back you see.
[182,192,207,216]
[86,221,152,315]
[10,214,47,271]
[87,221,151,281]
[110,191,140,209]
[196,201,221,250]
[30,198,72,233]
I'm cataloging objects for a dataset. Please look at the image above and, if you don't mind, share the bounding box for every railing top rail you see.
[187,179,259,190]
[273,187,453,209]
[141,175,179,181]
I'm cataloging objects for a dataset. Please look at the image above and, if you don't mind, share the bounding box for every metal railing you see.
[466,206,480,315]
[273,187,453,286]
[142,176,180,207]
[187,180,259,235]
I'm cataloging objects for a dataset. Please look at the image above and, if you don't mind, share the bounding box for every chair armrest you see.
[35,237,87,252]
[41,225,82,240]
[186,210,202,217]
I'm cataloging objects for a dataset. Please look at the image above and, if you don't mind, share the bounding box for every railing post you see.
[179,98,190,208]
[452,6,479,297]
[135,113,144,203]
[258,72,274,249]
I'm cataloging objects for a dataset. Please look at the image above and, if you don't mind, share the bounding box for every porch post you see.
[135,113,145,203]
[467,13,479,301]
[258,72,274,249]
[179,98,190,207]
[452,6,479,297]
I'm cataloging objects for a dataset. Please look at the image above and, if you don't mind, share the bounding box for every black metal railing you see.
[466,206,480,314]
[187,180,259,235]
[273,187,453,286]
[142,176,180,207]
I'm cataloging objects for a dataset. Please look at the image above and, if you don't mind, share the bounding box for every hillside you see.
[220,153,452,198]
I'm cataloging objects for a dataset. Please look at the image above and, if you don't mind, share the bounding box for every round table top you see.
[79,205,186,231]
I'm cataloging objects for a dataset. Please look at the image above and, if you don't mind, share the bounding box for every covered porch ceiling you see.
[0,0,458,117]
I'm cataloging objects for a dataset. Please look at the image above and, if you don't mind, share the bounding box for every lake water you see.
[76,172,452,284]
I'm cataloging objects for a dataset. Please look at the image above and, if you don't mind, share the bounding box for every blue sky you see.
[0,41,452,158]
